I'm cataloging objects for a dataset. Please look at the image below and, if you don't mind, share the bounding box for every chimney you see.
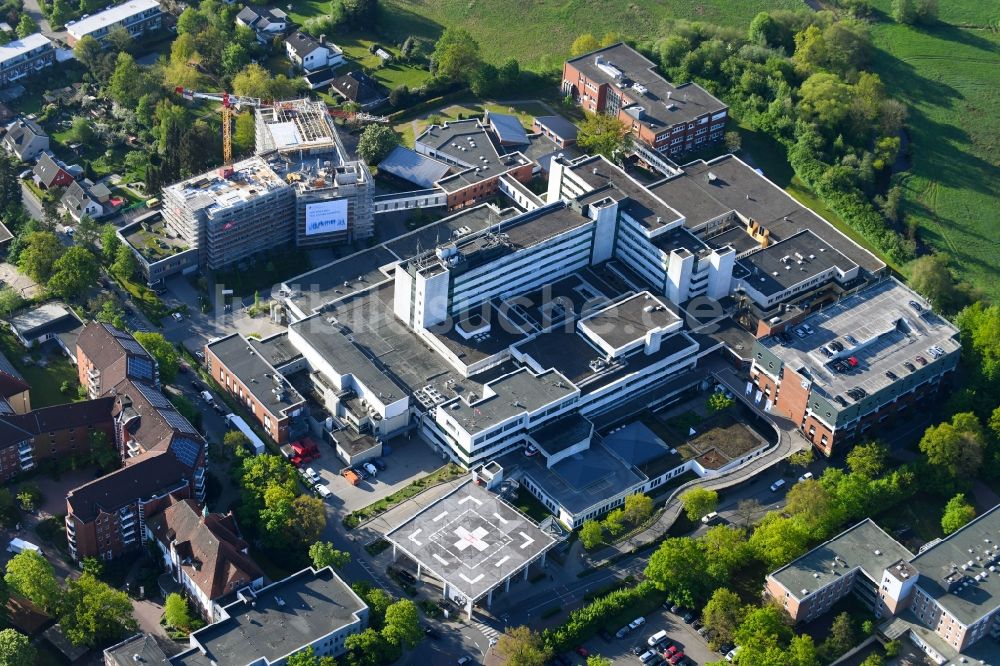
[319,34,326,45]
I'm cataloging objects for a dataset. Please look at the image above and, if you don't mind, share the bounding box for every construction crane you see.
[175,87,262,166]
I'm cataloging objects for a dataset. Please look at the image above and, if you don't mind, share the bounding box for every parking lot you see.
[305,433,449,518]
[575,606,719,666]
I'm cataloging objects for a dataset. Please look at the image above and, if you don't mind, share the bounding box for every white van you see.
[769,479,786,492]
[200,390,214,404]
[647,629,668,647]
[315,484,332,499]
[363,462,378,477]
[7,538,42,555]
[701,511,720,525]
[726,646,742,662]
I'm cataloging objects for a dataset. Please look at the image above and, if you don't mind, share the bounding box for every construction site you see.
[156,98,375,273]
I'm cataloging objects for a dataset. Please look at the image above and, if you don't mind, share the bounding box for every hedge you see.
[542,580,663,652]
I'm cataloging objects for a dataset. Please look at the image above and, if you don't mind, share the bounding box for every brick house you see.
[77,322,159,399]
[561,43,728,158]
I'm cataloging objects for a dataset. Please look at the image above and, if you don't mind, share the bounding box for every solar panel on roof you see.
[170,437,202,468]
[162,409,198,435]
[120,339,148,356]
[135,382,172,409]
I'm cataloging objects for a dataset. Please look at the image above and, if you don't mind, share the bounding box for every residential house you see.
[146,499,265,621]
[2,118,48,161]
[235,5,287,42]
[285,31,343,71]
[76,321,159,399]
[0,33,55,87]
[9,303,83,355]
[65,0,163,47]
[61,179,111,221]
[32,151,74,189]
[329,71,389,110]
[0,398,115,482]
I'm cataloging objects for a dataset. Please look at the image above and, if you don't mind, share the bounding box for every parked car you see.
[769,479,786,492]
[798,472,813,482]
[615,625,632,639]
[171,312,183,321]
[315,483,331,499]
[363,462,378,477]
[524,444,539,457]
[457,658,472,665]
[394,568,417,584]
[373,458,387,471]
[682,610,696,624]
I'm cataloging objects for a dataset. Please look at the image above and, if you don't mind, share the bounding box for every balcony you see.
[88,367,100,379]
[126,440,141,456]
[65,519,75,536]
[17,441,32,454]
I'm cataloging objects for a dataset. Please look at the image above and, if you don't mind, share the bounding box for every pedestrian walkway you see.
[470,617,501,644]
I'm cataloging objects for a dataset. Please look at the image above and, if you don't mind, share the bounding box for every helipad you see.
[385,480,555,611]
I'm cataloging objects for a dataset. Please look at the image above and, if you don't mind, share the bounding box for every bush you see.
[543,581,662,652]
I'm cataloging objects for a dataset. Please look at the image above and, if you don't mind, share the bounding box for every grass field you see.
[378,0,803,68]
[867,3,1000,300]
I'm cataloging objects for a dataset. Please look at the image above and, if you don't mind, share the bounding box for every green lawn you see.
[378,0,803,68]
[867,4,1000,300]
[0,329,82,408]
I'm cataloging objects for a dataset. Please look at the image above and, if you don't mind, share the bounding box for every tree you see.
[233,112,256,158]
[788,448,813,471]
[356,585,394,630]
[707,392,734,413]
[309,541,351,570]
[798,72,853,131]
[88,430,117,469]
[748,514,811,569]
[61,573,137,647]
[0,286,23,318]
[602,507,627,536]
[48,0,72,27]
[74,35,104,72]
[579,520,604,549]
[381,599,422,649]
[910,254,964,313]
[680,487,718,521]
[787,634,821,666]
[101,224,122,263]
[845,442,886,478]
[75,215,101,251]
[623,493,654,525]
[570,33,600,56]
[748,12,782,47]
[356,124,401,165]
[724,131,742,153]
[941,493,976,535]
[232,63,280,99]
[919,412,985,482]
[223,430,251,457]
[344,628,389,666]
[105,25,133,53]
[859,654,884,666]
[735,498,762,528]
[784,479,836,536]
[81,557,103,578]
[702,588,744,645]
[48,246,100,300]
[341,0,377,26]
[134,332,180,384]
[17,231,63,282]
[734,604,792,648]
[15,14,37,39]
[432,28,481,81]
[587,656,613,666]
[4,551,59,613]
[112,243,138,279]
[577,112,631,160]
[496,625,551,666]
[0,629,35,666]
[645,537,711,606]
[821,612,855,661]
[702,525,749,580]
[108,52,142,108]
[290,495,326,545]
[95,298,127,331]
[164,593,194,630]
[259,484,295,545]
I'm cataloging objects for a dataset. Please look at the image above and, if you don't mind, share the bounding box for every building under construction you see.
[256,99,374,248]
[160,99,373,272]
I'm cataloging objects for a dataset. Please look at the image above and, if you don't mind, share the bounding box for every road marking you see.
[519,531,535,549]
[432,511,449,522]
[492,512,509,524]
[460,573,484,585]
[459,496,482,506]
[472,620,500,641]
[408,529,423,546]
[433,553,450,566]
[494,555,511,567]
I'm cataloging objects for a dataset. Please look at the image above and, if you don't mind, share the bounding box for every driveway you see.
[0,262,42,299]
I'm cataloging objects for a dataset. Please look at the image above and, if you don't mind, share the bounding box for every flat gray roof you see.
[505,441,646,515]
[566,155,684,232]
[533,115,578,141]
[769,519,913,601]
[910,504,1000,626]
[183,567,366,665]
[758,279,961,401]
[386,481,556,601]
[739,230,857,296]
[207,333,305,418]
[442,367,577,434]
[579,291,680,351]
[567,43,726,129]
[650,155,886,273]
